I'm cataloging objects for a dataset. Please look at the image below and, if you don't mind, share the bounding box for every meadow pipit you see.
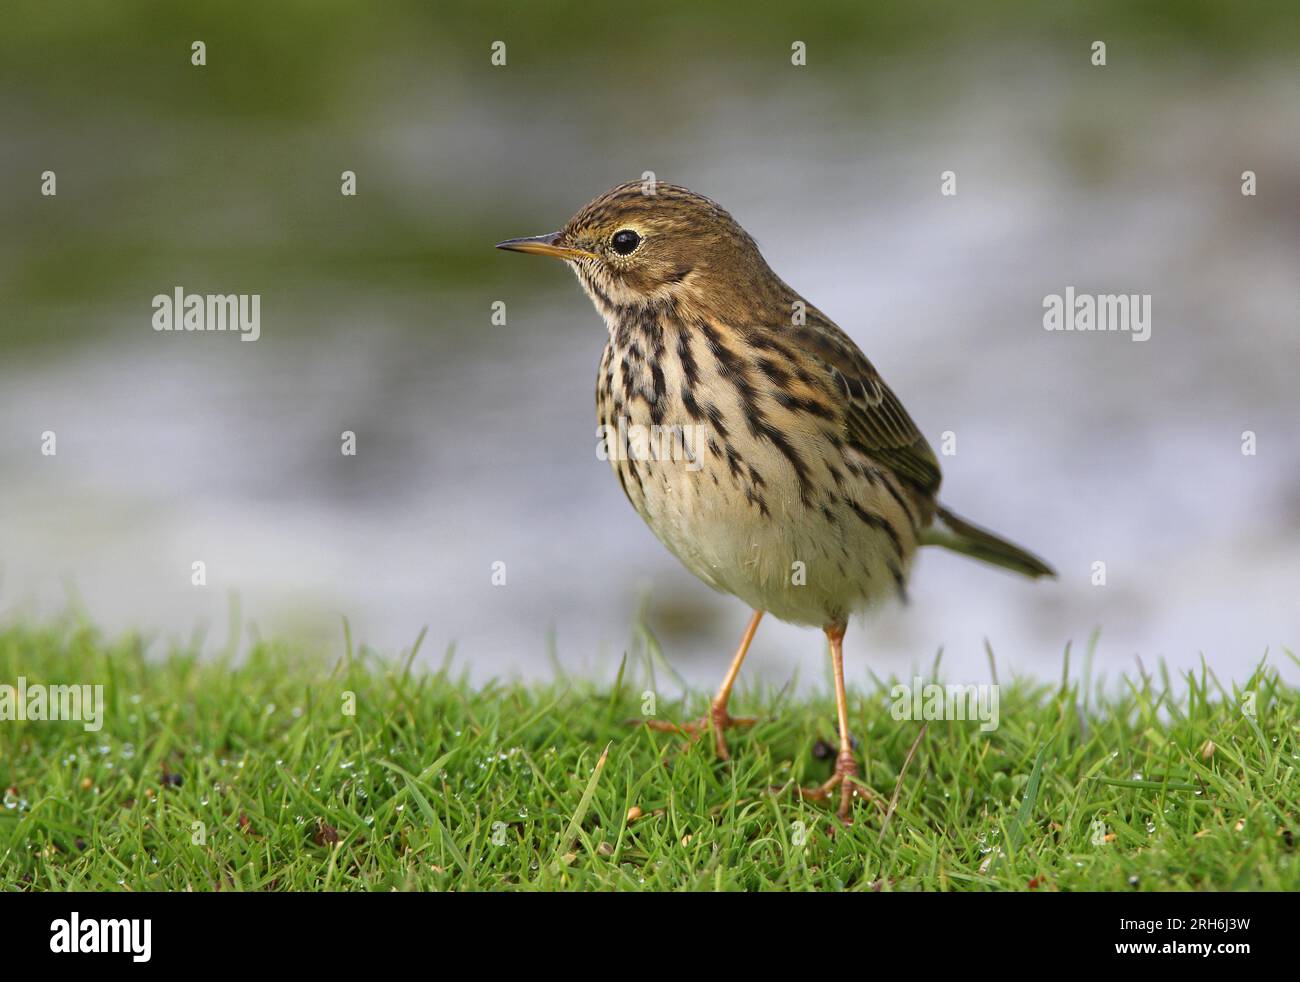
[498,181,1053,822]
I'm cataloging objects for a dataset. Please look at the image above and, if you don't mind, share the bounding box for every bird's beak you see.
[495,232,596,261]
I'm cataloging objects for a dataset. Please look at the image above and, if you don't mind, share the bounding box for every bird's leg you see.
[791,623,880,824]
[704,609,764,758]
[634,609,763,759]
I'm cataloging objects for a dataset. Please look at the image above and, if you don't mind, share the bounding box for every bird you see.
[497,181,1054,823]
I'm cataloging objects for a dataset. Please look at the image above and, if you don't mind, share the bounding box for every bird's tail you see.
[920,505,1055,579]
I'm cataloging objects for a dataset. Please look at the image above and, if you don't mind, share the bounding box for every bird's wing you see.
[801,313,943,501]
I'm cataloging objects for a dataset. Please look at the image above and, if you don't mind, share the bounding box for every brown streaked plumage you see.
[498,180,1053,822]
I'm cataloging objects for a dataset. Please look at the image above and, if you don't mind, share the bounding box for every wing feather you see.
[801,311,943,500]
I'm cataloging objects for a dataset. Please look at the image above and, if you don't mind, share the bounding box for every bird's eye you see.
[611,229,641,255]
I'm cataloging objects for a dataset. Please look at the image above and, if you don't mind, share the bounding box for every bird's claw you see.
[778,749,883,825]
[627,708,758,759]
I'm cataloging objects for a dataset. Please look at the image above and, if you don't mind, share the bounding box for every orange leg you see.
[635,609,763,759]
[790,622,880,824]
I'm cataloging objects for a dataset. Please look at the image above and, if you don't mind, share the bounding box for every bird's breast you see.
[594,311,919,624]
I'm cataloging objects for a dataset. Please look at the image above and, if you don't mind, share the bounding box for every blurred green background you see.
[5,0,1298,343]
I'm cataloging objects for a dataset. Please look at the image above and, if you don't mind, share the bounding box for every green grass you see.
[1,622,1295,891]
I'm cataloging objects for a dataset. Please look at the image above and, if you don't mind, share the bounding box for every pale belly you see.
[597,395,917,627]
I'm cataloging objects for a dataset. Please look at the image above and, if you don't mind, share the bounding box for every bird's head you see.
[496,181,779,316]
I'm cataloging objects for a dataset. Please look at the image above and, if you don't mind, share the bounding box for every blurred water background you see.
[2,2,1298,691]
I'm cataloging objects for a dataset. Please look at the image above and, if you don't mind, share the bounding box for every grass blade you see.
[554,741,611,862]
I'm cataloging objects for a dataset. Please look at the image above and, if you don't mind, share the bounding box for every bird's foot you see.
[628,702,757,759]
[782,749,883,826]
